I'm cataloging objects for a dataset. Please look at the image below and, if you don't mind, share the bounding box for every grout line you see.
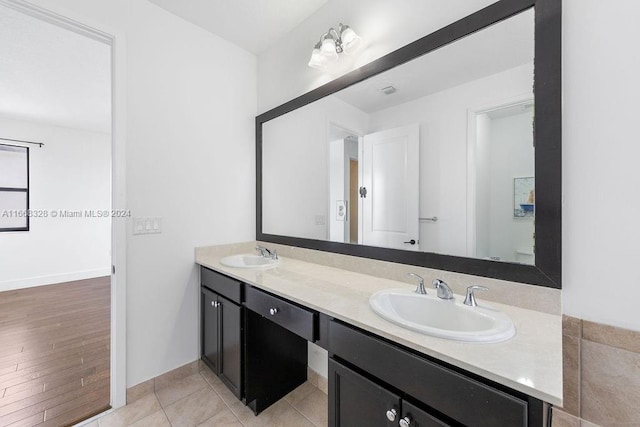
[291,404,318,427]
[156,390,172,427]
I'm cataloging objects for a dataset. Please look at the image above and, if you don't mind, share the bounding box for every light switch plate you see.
[336,200,347,221]
[133,217,162,235]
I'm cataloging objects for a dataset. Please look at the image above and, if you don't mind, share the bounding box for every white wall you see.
[562,0,640,331]
[0,117,111,291]
[475,114,491,258]
[258,0,640,334]
[125,1,256,387]
[25,0,257,387]
[368,64,533,257]
[262,96,368,241]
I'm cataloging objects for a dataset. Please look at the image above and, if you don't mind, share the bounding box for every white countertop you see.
[196,250,562,406]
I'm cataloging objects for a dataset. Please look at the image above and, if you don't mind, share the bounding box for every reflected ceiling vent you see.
[380,85,397,95]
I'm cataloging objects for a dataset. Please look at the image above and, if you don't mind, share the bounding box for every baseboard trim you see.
[0,268,111,292]
[126,360,328,404]
[307,367,328,395]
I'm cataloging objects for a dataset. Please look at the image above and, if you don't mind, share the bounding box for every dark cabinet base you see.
[201,267,549,425]
[329,359,401,427]
[244,308,308,415]
[201,287,243,399]
[328,319,548,426]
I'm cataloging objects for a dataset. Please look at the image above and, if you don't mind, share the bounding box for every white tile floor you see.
[84,365,327,427]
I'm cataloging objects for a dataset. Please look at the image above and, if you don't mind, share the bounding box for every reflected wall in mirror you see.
[263,9,535,264]
[258,0,561,288]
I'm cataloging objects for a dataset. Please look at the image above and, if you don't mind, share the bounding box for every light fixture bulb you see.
[320,37,339,60]
[308,47,327,69]
[308,23,361,69]
[340,27,361,54]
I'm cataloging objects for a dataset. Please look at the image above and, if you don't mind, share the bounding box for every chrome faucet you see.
[255,245,278,260]
[407,273,426,295]
[464,285,488,307]
[432,279,454,300]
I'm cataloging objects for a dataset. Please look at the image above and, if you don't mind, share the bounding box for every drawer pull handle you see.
[386,409,397,422]
[399,416,412,427]
[269,307,279,315]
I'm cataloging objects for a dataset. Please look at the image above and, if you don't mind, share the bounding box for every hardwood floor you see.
[0,277,111,426]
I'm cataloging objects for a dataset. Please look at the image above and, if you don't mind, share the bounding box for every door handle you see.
[403,239,417,245]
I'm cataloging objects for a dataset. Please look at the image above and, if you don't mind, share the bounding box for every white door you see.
[360,124,419,251]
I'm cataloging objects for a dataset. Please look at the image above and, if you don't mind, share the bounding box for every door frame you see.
[326,121,362,243]
[0,0,128,408]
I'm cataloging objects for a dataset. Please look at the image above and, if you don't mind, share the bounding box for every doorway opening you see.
[468,98,535,264]
[328,125,360,244]
[0,1,116,424]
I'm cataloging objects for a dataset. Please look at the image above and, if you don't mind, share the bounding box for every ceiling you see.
[0,4,111,133]
[0,0,327,134]
[147,0,328,54]
[334,9,534,114]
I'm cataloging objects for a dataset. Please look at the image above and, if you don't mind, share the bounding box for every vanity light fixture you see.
[308,23,362,70]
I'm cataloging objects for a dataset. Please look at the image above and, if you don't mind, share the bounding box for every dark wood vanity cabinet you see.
[328,319,546,427]
[200,266,549,425]
[243,285,313,414]
[200,268,243,399]
[200,267,313,414]
[329,359,449,427]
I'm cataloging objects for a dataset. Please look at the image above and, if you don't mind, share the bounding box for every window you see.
[0,144,29,231]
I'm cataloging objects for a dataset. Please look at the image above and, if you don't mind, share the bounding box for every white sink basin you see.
[369,288,515,343]
[220,254,279,269]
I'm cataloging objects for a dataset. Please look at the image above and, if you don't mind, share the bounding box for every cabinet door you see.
[329,359,401,427]
[201,287,220,374]
[401,400,451,427]
[219,295,242,398]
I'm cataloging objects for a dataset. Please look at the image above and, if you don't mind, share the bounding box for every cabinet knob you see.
[269,307,279,315]
[399,416,412,427]
[211,301,220,308]
[386,408,398,422]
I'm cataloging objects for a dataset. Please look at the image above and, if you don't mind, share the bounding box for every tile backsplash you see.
[555,315,640,426]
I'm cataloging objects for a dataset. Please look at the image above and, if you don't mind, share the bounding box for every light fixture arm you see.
[327,27,343,52]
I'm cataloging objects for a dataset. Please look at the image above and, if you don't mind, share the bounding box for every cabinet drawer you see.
[245,286,316,341]
[329,320,527,427]
[201,267,242,304]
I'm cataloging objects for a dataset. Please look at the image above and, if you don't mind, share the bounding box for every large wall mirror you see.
[257,0,561,288]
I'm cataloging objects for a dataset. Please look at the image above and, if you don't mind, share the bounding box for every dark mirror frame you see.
[256,0,561,288]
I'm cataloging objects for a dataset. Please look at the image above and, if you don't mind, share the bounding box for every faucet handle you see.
[432,279,454,300]
[407,273,426,295]
[464,285,488,307]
